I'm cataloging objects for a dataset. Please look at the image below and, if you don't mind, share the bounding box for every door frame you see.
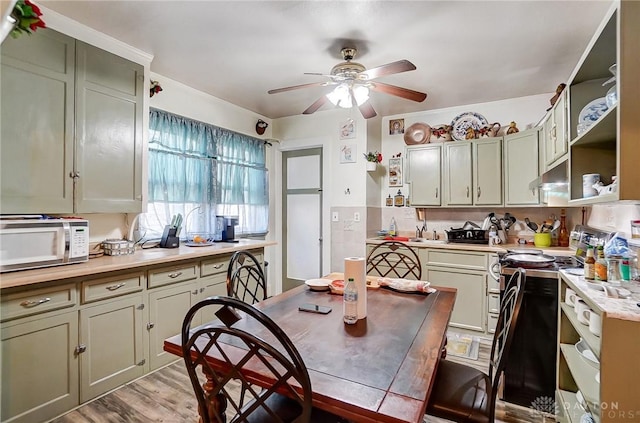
[281,147,323,291]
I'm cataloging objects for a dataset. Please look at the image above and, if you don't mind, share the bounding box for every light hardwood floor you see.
[53,341,554,423]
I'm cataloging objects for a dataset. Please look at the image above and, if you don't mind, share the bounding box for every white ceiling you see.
[40,1,612,120]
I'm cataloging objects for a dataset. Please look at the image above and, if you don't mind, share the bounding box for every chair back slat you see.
[227,251,268,305]
[366,241,422,280]
[182,296,312,423]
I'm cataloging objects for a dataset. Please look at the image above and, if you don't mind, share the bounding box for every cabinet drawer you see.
[81,272,144,304]
[1,283,76,322]
[487,313,498,334]
[424,249,487,270]
[488,293,500,314]
[201,254,232,277]
[148,263,198,288]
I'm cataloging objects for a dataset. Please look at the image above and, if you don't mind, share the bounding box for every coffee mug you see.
[583,309,602,337]
[565,288,576,307]
[575,299,590,325]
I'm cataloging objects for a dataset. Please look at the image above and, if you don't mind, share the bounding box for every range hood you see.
[529,159,568,191]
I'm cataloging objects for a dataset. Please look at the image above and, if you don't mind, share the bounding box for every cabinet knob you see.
[435,188,438,198]
[192,290,198,295]
[75,344,87,355]
[200,287,205,293]
[213,264,223,269]
[147,322,155,330]
[137,359,146,366]
[466,186,470,198]
[168,272,183,278]
[477,186,481,198]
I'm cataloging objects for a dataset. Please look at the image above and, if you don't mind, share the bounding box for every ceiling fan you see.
[267,47,427,119]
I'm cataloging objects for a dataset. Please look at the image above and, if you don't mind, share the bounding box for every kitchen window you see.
[139,109,268,240]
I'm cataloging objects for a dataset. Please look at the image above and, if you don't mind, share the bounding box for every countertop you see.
[366,237,575,256]
[0,239,276,290]
[560,270,640,322]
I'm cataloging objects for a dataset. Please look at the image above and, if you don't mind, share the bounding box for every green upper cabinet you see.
[504,129,540,206]
[75,42,144,213]
[0,28,144,215]
[0,29,75,213]
[444,139,502,206]
[406,144,442,207]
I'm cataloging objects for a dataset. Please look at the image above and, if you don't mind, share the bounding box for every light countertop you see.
[0,239,276,290]
[366,237,575,256]
[561,270,640,322]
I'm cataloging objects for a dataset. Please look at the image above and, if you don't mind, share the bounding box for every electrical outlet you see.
[332,211,339,222]
[354,212,360,222]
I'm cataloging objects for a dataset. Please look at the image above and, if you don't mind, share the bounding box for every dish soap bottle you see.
[558,209,569,247]
[389,217,397,237]
[343,278,358,325]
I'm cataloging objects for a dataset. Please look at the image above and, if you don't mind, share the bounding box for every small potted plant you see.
[8,0,46,39]
[363,151,382,171]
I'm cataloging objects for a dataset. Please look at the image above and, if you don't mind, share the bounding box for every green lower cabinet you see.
[1,311,79,423]
[425,268,486,332]
[78,295,145,403]
[148,281,199,371]
[196,274,228,323]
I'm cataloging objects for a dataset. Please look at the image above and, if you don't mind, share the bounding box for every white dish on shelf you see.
[575,338,599,369]
[577,97,608,134]
[450,112,488,141]
[304,278,332,291]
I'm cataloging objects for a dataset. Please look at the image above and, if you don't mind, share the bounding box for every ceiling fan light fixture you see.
[326,83,369,108]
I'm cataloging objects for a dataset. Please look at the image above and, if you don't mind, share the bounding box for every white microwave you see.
[0,219,89,273]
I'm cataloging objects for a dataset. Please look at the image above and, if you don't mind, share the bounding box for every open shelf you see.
[560,344,599,409]
[569,105,617,148]
[560,302,601,357]
[557,389,598,423]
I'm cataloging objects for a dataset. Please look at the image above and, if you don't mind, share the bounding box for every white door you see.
[283,148,322,291]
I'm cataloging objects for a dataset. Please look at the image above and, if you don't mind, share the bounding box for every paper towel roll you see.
[344,257,367,319]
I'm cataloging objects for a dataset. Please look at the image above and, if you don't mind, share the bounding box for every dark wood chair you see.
[366,241,422,280]
[181,296,342,423]
[426,268,526,423]
[226,250,268,304]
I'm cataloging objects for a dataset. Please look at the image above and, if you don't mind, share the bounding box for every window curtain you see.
[140,108,268,240]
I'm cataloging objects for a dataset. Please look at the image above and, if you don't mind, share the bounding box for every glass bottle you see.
[584,245,595,280]
[606,255,622,285]
[558,209,569,247]
[343,278,358,325]
[389,217,397,237]
[594,245,608,282]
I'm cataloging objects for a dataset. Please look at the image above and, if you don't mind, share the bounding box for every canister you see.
[631,220,640,239]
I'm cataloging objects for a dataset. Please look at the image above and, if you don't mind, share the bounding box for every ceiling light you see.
[326,84,369,108]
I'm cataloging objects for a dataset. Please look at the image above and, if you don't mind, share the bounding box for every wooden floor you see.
[53,341,554,423]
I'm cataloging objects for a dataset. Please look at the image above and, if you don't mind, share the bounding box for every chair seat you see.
[427,359,492,423]
[242,393,341,423]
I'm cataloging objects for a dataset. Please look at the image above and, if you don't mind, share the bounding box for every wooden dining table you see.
[164,281,456,423]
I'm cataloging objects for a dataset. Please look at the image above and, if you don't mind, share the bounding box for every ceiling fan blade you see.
[360,60,416,80]
[303,96,328,114]
[370,82,427,102]
[359,102,377,119]
[268,81,326,94]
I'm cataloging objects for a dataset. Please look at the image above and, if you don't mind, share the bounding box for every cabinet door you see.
[406,145,441,206]
[75,42,144,213]
[542,112,554,167]
[552,90,568,162]
[473,138,502,205]
[425,268,485,332]
[148,282,198,370]
[196,274,228,323]
[445,142,473,205]
[1,311,79,423]
[0,28,75,214]
[504,129,540,205]
[79,295,145,402]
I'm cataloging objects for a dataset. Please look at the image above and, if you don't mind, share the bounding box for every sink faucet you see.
[416,219,428,239]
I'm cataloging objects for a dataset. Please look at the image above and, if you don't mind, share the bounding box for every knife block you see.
[160,226,179,248]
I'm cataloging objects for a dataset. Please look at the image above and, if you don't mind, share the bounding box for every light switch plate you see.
[354,212,360,222]
[332,211,339,222]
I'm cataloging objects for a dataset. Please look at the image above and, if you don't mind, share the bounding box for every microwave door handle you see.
[62,222,70,262]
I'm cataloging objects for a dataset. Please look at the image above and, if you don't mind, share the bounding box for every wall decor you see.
[388,157,403,186]
[389,118,405,135]
[339,119,356,139]
[340,143,356,163]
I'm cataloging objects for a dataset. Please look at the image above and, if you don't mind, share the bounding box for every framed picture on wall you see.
[340,143,356,163]
[389,118,405,135]
[388,157,402,186]
[339,119,356,139]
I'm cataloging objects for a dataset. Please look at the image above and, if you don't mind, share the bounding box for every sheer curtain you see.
[140,109,268,240]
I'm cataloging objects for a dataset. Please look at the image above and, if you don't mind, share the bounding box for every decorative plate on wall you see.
[450,112,488,141]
